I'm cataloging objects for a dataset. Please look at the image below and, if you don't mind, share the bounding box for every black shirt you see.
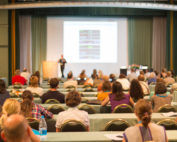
[0,91,10,106]
[41,90,65,104]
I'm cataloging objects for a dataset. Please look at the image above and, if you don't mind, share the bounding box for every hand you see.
[27,126,40,142]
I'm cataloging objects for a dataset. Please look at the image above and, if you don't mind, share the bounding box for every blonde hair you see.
[0,99,21,127]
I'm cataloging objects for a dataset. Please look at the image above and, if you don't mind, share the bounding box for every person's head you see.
[140,70,144,75]
[1,114,33,142]
[130,79,144,101]
[112,81,125,101]
[0,79,6,94]
[30,76,39,87]
[119,74,126,79]
[154,70,159,76]
[49,78,59,89]
[33,71,40,79]
[149,72,156,79]
[162,68,167,73]
[23,68,27,72]
[61,54,63,58]
[67,71,73,79]
[15,70,20,76]
[102,81,111,92]
[138,75,145,81]
[93,69,97,74]
[131,68,135,73]
[155,82,167,94]
[167,71,172,77]
[102,75,109,81]
[135,99,152,128]
[109,74,116,82]
[65,91,81,107]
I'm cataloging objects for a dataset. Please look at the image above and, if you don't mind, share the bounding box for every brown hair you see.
[0,79,6,94]
[102,81,111,92]
[155,82,167,94]
[30,76,39,87]
[135,99,152,128]
[49,78,59,89]
[112,82,125,101]
[21,90,33,118]
[138,75,145,81]
[65,91,81,107]
[119,74,126,79]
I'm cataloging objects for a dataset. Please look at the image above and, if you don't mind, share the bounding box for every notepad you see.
[104,134,123,141]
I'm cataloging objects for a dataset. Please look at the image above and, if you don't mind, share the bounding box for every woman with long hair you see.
[129,79,144,102]
[101,81,134,112]
[123,99,167,142]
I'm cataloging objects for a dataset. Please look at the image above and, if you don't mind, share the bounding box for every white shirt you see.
[127,72,137,82]
[116,78,130,90]
[26,87,44,96]
[139,81,150,95]
[56,107,89,128]
[63,79,78,88]
[20,72,30,82]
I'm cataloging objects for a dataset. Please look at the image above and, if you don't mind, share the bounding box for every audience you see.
[101,82,134,112]
[63,71,77,88]
[148,72,156,85]
[0,79,10,106]
[78,70,87,85]
[26,76,44,96]
[129,79,144,102]
[32,71,41,85]
[161,68,167,78]
[21,90,53,119]
[116,74,130,91]
[97,81,111,101]
[151,82,172,112]
[138,75,150,95]
[97,75,109,92]
[12,69,26,85]
[164,71,175,86]
[123,99,167,142]
[91,69,98,79]
[20,68,30,84]
[1,114,40,142]
[127,68,137,82]
[109,74,116,83]
[55,91,89,132]
[41,78,65,104]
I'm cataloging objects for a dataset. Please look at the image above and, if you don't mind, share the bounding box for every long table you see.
[42,131,177,142]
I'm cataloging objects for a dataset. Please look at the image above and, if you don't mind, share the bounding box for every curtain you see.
[152,17,166,73]
[128,18,153,67]
[19,16,32,73]
[32,16,47,73]
[173,12,177,75]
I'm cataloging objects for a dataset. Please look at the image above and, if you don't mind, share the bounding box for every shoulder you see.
[124,126,138,135]
[149,123,166,133]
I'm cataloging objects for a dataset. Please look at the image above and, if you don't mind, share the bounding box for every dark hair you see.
[135,99,152,128]
[138,75,145,81]
[112,82,125,101]
[130,79,144,102]
[0,79,6,94]
[155,82,167,94]
[66,91,81,107]
[91,69,98,79]
[49,78,59,89]
[119,74,126,79]
[67,72,73,79]
[102,81,111,92]
[21,90,33,117]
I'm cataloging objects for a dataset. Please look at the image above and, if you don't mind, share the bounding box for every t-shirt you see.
[41,90,65,104]
[109,93,130,111]
[97,92,111,101]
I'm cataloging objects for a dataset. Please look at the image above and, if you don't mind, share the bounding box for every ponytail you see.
[141,112,151,128]
[21,98,33,117]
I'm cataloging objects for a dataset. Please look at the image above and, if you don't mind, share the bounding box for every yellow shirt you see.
[97,92,111,101]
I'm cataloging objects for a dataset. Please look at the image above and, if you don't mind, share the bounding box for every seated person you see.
[97,75,109,92]
[12,69,26,85]
[0,79,10,106]
[123,99,167,142]
[21,90,53,120]
[148,72,156,85]
[91,69,98,79]
[138,75,150,95]
[20,68,31,83]
[78,70,87,85]
[164,71,175,86]
[56,91,89,132]
[160,68,167,78]
[26,76,44,96]
[101,81,134,112]
[63,71,77,88]
[151,82,172,112]
[116,74,130,91]
[41,78,65,104]
[109,73,116,83]
[97,81,111,101]
[127,68,137,82]
[1,114,40,142]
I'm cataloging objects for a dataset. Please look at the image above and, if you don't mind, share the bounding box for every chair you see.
[44,99,60,104]
[112,104,133,113]
[78,104,96,114]
[60,120,87,132]
[46,119,56,132]
[104,119,130,131]
[26,118,39,130]
[83,88,94,92]
[13,84,22,89]
[157,104,176,113]
[157,119,177,130]
[47,104,65,114]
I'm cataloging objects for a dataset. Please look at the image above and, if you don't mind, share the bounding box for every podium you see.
[120,66,127,76]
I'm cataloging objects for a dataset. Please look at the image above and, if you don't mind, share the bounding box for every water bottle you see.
[39,115,47,140]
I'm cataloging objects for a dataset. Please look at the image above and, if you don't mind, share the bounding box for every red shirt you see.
[12,75,26,85]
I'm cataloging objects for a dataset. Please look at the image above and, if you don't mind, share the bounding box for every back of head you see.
[23,68,27,72]
[30,76,39,87]
[49,78,59,89]
[138,75,145,81]
[15,70,20,76]
[119,74,126,79]
[135,99,152,128]
[112,81,124,101]
[0,79,6,93]
[149,72,156,78]
[67,71,73,79]
[131,68,135,73]
[167,71,172,77]
[155,82,167,94]
[102,75,109,81]
[2,114,28,142]
[66,91,81,107]
[102,81,111,92]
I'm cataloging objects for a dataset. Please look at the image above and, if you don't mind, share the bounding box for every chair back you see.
[44,99,60,104]
[157,104,176,113]
[104,119,130,131]
[46,119,56,132]
[60,120,87,132]
[112,104,133,113]
[26,118,39,130]
[78,104,96,114]
[157,119,177,130]
[47,104,65,114]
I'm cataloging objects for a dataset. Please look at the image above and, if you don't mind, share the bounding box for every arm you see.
[27,126,40,142]
[101,96,110,106]
[129,97,134,107]
[39,104,53,119]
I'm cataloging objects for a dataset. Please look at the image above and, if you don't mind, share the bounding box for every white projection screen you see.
[47,17,128,77]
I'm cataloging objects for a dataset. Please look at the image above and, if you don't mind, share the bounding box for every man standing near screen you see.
[58,54,67,78]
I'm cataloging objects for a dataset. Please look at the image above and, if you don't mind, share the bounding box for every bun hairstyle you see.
[135,99,152,128]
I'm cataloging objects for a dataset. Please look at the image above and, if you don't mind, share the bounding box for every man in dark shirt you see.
[58,54,67,78]
[41,78,65,103]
